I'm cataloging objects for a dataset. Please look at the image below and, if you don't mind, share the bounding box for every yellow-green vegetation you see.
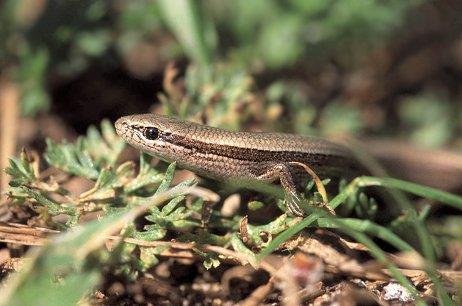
[1,0,462,305]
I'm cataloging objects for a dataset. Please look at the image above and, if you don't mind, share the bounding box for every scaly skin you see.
[115,114,356,215]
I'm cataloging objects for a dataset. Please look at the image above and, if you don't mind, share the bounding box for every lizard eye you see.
[144,127,159,140]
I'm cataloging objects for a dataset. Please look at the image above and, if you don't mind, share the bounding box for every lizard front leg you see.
[256,163,305,216]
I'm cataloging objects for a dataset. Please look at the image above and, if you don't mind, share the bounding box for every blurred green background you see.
[1,0,462,148]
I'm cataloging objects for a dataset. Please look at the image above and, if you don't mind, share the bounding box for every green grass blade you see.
[316,217,414,252]
[330,176,458,303]
[158,0,213,70]
[336,227,425,305]
[359,176,462,211]
[257,213,320,260]
[331,176,462,212]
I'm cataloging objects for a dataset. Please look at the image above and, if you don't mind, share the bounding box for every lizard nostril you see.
[115,118,128,136]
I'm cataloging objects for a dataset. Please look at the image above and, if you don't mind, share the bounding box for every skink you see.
[115,114,356,216]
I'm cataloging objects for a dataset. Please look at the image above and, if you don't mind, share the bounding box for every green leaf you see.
[158,0,214,71]
[248,200,264,211]
[230,234,257,267]
[45,138,99,180]
[78,162,136,203]
[154,162,176,195]
[78,167,118,202]
[133,225,167,241]
[139,247,159,270]
[161,195,185,215]
[6,157,36,187]
[203,253,220,270]
[124,153,164,194]
[190,198,204,212]
[20,187,76,217]
[85,119,126,167]
[247,214,289,245]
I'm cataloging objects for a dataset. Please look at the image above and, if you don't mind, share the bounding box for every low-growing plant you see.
[2,111,462,305]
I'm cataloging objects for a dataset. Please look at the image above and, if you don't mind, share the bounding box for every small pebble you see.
[382,282,414,302]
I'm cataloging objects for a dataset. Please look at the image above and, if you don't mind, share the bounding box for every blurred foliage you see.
[1,0,419,115]
[430,216,462,242]
[159,63,367,137]
[158,0,215,71]
[2,217,104,306]
[1,0,165,115]
[205,0,418,69]
[398,93,455,148]
[3,0,461,147]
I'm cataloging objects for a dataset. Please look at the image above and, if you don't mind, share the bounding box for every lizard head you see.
[115,113,197,163]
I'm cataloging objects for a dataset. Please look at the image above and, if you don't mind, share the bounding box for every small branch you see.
[1,222,460,293]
